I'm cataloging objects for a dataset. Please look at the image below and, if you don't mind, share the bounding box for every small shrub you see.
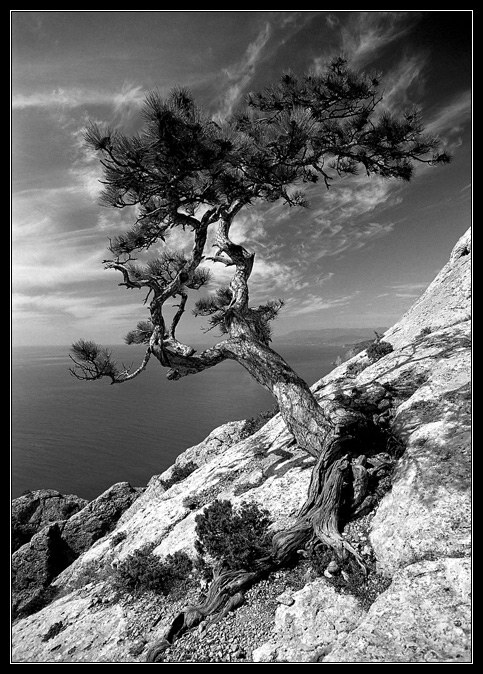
[366,332,393,363]
[195,500,273,572]
[345,361,368,377]
[182,494,202,510]
[41,621,66,642]
[113,547,193,597]
[344,339,374,360]
[418,326,432,338]
[160,461,198,490]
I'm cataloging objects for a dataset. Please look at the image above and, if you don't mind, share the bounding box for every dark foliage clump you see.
[160,461,198,490]
[113,547,193,597]
[345,360,369,377]
[41,621,66,642]
[417,326,432,338]
[366,332,394,363]
[182,494,203,511]
[194,290,284,344]
[195,499,273,572]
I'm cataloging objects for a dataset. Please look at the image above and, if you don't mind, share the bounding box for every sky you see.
[11,10,472,347]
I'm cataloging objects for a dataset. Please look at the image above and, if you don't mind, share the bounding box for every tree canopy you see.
[70,56,449,384]
[70,57,451,651]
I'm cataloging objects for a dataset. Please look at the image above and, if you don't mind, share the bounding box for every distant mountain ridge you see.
[274,327,387,347]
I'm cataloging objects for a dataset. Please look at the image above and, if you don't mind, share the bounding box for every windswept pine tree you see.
[70,57,449,653]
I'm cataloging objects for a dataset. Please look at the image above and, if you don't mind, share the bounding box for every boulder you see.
[324,557,471,663]
[61,482,142,557]
[12,522,71,619]
[12,490,88,552]
[12,482,142,620]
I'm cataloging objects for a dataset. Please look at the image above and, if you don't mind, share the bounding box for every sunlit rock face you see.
[12,229,471,663]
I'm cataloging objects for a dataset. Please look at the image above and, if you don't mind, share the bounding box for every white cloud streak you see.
[12,81,145,112]
[293,175,400,260]
[380,53,427,113]
[284,292,358,316]
[313,11,418,72]
[217,23,271,119]
[391,282,429,292]
[425,90,472,137]
[376,281,430,299]
[340,12,418,67]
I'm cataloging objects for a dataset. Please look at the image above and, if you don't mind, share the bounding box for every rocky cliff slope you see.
[11,229,471,663]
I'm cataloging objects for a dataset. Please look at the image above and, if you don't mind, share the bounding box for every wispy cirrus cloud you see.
[216,23,272,119]
[12,81,145,113]
[391,282,429,292]
[376,281,430,299]
[309,220,395,261]
[340,12,419,67]
[294,175,400,260]
[284,291,358,316]
[425,90,472,138]
[321,176,400,220]
[12,291,142,333]
[380,53,428,113]
[12,241,106,293]
[313,11,419,71]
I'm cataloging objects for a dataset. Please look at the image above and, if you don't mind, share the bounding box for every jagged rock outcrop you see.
[60,482,143,557]
[12,483,143,620]
[11,229,471,663]
[12,523,72,619]
[12,490,88,553]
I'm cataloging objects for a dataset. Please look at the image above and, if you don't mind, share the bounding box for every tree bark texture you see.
[145,329,390,660]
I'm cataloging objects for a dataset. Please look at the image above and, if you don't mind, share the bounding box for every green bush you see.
[113,547,193,596]
[182,494,203,510]
[194,499,273,572]
[41,621,66,642]
[345,361,368,377]
[366,333,393,363]
[160,461,198,490]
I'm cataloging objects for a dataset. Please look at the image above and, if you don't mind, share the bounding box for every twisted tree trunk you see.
[146,328,384,661]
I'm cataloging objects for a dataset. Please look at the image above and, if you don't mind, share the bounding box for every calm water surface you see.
[11,343,342,500]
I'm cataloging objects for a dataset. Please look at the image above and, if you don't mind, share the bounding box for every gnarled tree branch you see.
[69,341,152,385]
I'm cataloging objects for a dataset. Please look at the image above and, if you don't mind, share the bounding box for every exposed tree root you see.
[144,388,400,662]
[146,566,263,662]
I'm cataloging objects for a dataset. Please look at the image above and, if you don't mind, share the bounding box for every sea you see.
[11,342,343,501]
